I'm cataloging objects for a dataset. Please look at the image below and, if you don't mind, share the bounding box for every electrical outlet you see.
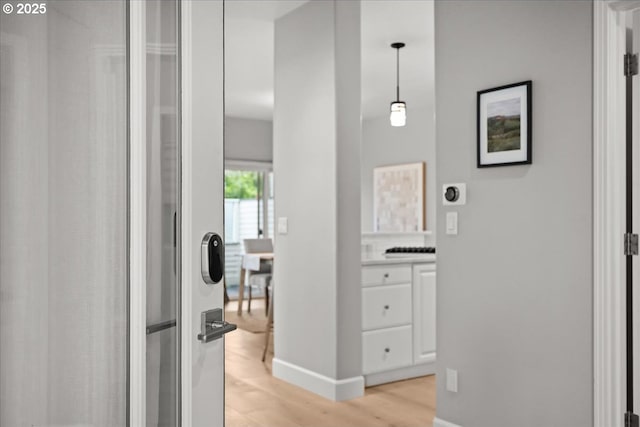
[446,368,458,393]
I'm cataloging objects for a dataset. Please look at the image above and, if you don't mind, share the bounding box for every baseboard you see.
[272,358,364,401]
[433,417,462,427]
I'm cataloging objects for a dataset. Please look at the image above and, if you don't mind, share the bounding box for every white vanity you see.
[361,256,436,386]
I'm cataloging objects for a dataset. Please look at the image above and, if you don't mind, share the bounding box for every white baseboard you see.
[433,417,462,427]
[272,358,364,401]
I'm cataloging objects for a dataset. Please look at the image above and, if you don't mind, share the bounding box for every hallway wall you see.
[272,0,363,399]
[434,1,593,426]
[225,116,273,163]
[361,108,436,235]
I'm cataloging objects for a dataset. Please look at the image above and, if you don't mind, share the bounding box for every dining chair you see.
[262,281,274,362]
[242,238,273,314]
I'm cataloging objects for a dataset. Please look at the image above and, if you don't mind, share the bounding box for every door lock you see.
[201,232,224,284]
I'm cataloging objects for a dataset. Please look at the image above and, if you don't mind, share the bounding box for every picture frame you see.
[373,162,425,232]
[477,80,532,167]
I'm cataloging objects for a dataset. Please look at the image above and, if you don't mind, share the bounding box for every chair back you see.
[243,238,273,274]
[243,238,273,254]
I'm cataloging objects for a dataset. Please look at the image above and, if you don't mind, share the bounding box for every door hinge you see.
[624,53,638,77]
[625,233,639,256]
[625,412,639,427]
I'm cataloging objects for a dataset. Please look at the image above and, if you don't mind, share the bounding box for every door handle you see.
[146,319,176,335]
[201,232,224,284]
[197,308,236,343]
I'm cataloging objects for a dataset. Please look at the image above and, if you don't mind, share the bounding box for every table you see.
[237,252,274,315]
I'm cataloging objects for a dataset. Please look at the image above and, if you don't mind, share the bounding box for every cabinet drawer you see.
[362,326,412,374]
[362,265,411,287]
[362,284,411,330]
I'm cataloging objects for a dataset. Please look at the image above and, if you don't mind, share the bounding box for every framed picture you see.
[373,162,425,232]
[477,80,532,167]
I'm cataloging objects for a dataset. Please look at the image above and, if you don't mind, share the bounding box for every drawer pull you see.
[384,305,390,310]
[383,273,390,278]
[384,347,390,353]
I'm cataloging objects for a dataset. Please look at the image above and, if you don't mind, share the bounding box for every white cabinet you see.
[361,261,436,386]
[412,263,436,364]
[362,326,413,374]
[362,284,412,330]
[362,264,412,287]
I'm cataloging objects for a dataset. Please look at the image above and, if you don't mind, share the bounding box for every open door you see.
[180,1,227,426]
[0,1,227,425]
[132,1,227,424]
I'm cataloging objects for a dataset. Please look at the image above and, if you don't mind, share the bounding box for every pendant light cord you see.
[396,47,400,102]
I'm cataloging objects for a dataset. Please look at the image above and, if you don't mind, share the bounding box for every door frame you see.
[594,1,640,426]
[129,0,147,424]
[180,0,193,424]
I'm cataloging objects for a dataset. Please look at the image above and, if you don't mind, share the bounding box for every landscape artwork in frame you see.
[477,80,532,167]
[373,162,425,232]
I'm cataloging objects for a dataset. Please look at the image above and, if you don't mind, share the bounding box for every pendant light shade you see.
[390,101,406,127]
[390,42,406,127]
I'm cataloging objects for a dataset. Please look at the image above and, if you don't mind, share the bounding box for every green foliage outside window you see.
[225,170,258,199]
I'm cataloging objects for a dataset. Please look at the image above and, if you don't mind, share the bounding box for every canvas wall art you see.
[373,162,425,232]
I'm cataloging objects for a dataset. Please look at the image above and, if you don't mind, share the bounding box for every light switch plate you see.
[277,217,288,235]
[446,368,458,393]
[446,212,458,235]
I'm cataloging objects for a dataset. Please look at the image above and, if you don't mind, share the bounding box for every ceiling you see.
[225,0,434,121]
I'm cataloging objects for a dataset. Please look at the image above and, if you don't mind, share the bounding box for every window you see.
[224,162,274,298]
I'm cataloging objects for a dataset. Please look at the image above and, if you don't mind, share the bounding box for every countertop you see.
[361,254,436,266]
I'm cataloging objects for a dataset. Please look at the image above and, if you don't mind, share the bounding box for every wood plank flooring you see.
[225,300,436,427]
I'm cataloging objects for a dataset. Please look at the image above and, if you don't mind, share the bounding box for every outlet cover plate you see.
[446,368,458,392]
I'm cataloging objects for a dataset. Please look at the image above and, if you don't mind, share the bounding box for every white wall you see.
[434,1,592,426]
[361,107,436,235]
[225,116,273,162]
[273,0,363,399]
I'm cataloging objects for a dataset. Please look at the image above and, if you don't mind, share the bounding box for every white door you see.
[180,1,226,426]
[130,0,227,424]
[134,0,226,424]
[412,264,436,364]
[0,1,226,425]
[131,0,225,424]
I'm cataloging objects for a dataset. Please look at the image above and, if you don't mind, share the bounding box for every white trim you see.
[180,1,193,426]
[225,159,273,171]
[433,417,462,427]
[611,0,640,12]
[593,2,637,426]
[272,358,364,401]
[361,231,433,237]
[147,43,177,55]
[128,0,146,425]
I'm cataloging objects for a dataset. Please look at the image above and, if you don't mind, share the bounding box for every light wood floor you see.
[225,299,436,427]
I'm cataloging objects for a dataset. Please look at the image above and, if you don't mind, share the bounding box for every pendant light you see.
[390,42,406,127]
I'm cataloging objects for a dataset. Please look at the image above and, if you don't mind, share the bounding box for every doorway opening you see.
[222,1,437,426]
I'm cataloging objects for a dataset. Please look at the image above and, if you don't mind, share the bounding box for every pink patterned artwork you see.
[373,162,425,232]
